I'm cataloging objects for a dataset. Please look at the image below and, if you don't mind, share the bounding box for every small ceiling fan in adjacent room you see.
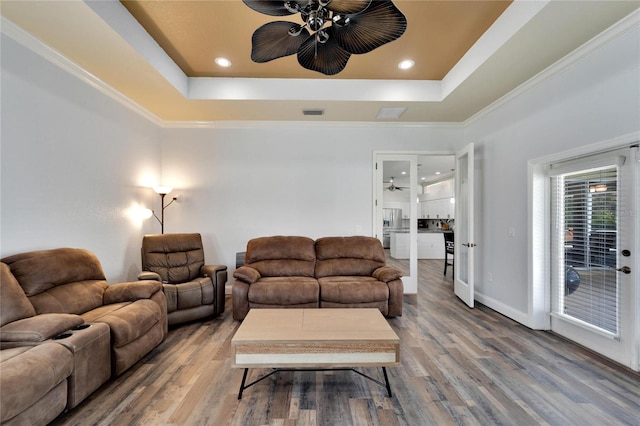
[384,177,408,191]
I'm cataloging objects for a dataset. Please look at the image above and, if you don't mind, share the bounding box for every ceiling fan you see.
[384,177,408,192]
[242,0,407,75]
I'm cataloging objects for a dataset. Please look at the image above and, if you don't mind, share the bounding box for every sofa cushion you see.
[81,300,162,348]
[248,277,319,306]
[2,248,106,295]
[163,277,214,312]
[315,236,386,278]
[318,277,389,303]
[2,249,109,315]
[141,233,205,283]
[26,281,107,315]
[0,343,73,423]
[0,263,36,326]
[0,313,84,343]
[245,236,316,277]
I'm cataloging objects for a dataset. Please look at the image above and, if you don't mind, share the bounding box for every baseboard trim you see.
[475,292,530,327]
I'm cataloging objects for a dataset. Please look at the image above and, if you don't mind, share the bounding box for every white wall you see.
[0,34,162,282]
[464,25,640,320]
[160,125,463,271]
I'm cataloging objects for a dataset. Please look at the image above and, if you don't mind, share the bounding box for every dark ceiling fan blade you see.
[326,0,373,14]
[332,0,407,54]
[251,21,310,63]
[297,31,351,75]
[242,0,307,16]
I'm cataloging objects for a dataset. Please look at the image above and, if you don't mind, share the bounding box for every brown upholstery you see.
[140,233,227,325]
[245,236,316,277]
[0,263,36,326]
[232,236,403,320]
[0,343,73,425]
[2,249,167,377]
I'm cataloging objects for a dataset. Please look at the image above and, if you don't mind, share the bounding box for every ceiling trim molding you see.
[441,0,549,99]
[464,7,640,128]
[188,78,442,102]
[160,120,464,130]
[1,16,165,128]
[85,0,188,97]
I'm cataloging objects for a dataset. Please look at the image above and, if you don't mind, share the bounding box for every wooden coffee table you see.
[231,308,400,399]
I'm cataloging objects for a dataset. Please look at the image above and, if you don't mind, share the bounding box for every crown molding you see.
[1,16,165,128]
[464,8,640,128]
[160,120,464,129]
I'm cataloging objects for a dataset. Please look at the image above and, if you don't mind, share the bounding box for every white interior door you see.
[374,154,418,294]
[454,143,475,307]
[548,147,638,370]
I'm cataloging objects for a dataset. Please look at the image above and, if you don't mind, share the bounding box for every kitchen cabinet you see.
[419,178,454,219]
[420,198,454,219]
[390,232,445,259]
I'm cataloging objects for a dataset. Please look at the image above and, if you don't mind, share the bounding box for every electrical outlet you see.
[508,227,515,237]
[487,272,493,282]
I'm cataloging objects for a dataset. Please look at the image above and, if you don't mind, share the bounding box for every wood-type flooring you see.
[51,259,639,425]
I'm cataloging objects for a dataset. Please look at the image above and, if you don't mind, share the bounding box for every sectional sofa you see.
[0,248,167,425]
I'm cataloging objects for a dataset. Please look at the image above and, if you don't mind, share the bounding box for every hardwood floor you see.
[51,260,639,425]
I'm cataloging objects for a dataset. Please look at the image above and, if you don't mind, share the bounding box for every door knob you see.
[616,266,631,274]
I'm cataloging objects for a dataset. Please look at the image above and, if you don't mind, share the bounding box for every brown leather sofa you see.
[0,248,168,424]
[232,236,403,320]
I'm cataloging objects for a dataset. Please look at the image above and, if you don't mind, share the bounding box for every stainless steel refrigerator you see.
[382,208,402,249]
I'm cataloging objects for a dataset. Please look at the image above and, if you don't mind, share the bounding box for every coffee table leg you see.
[382,367,392,398]
[238,368,249,400]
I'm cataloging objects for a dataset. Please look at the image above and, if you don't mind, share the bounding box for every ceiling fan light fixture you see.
[316,30,329,44]
[284,1,300,13]
[288,25,304,36]
[332,14,350,27]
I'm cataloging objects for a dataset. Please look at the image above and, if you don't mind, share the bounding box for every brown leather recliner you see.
[139,233,227,326]
[232,236,403,320]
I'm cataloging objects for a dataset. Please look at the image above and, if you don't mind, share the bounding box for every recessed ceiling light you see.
[215,57,232,67]
[398,59,414,70]
[435,171,441,175]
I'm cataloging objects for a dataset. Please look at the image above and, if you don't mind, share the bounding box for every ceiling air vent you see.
[302,109,325,116]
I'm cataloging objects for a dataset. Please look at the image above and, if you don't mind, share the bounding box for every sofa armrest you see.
[233,266,261,284]
[0,313,84,343]
[372,266,403,283]
[201,264,227,282]
[137,271,161,281]
[103,280,163,304]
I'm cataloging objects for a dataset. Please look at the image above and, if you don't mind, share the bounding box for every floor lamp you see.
[152,186,177,234]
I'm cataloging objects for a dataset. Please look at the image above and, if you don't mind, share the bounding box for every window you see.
[550,156,624,336]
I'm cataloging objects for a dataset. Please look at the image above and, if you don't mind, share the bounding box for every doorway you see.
[547,147,638,369]
[373,152,457,295]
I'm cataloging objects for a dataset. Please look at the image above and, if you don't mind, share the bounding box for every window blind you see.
[550,164,619,336]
